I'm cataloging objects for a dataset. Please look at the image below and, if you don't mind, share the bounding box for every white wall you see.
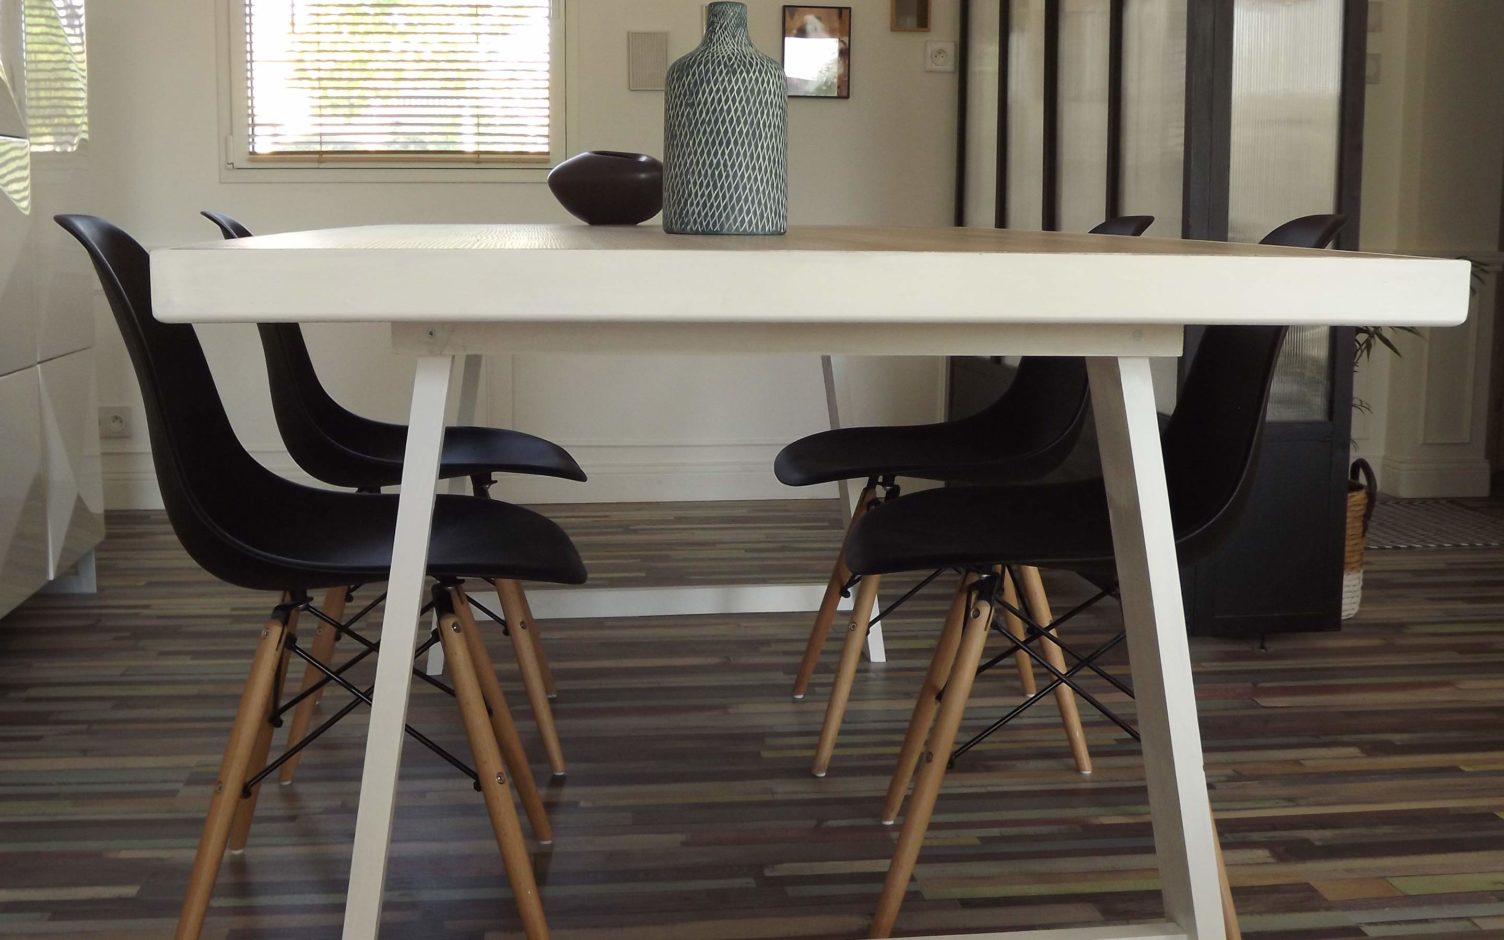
[1352,0,1504,497]
[85,0,958,508]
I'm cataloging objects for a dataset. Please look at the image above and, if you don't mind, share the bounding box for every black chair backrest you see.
[200,209,253,240]
[949,216,1158,478]
[948,215,1155,479]
[1164,213,1347,561]
[201,210,402,489]
[55,214,302,587]
[1091,215,1154,237]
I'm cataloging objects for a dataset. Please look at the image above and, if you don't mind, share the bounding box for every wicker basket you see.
[1342,459,1376,620]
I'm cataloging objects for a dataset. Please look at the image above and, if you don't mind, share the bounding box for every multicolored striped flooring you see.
[2,502,1504,939]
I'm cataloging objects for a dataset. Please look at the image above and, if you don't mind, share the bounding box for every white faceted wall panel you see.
[32,173,95,361]
[39,348,103,577]
[0,368,47,617]
[0,203,36,378]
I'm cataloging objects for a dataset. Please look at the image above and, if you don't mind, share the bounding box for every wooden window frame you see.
[217,0,568,183]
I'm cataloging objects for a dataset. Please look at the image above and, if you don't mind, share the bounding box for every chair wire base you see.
[948,566,1139,767]
[239,587,488,798]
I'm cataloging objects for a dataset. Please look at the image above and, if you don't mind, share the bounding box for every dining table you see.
[151,223,1469,940]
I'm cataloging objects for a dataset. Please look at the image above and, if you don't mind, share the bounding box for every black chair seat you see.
[774,356,1090,488]
[773,411,1081,488]
[844,479,1118,578]
[841,214,1354,587]
[774,218,1156,492]
[251,490,588,591]
[342,421,587,489]
[54,213,589,595]
[251,322,588,491]
[201,211,586,491]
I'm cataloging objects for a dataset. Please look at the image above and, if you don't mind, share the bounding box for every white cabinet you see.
[39,349,104,577]
[0,368,48,616]
[0,0,101,619]
[0,344,101,624]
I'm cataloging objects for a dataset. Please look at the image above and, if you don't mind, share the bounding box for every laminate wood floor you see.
[3,503,1504,939]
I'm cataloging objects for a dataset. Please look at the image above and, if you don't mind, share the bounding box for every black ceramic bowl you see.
[547,151,664,226]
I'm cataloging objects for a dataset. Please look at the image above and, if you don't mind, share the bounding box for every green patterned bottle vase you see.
[663,1,788,235]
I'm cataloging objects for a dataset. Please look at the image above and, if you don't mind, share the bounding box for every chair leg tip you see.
[547,693,559,701]
[551,770,567,778]
[228,847,245,856]
[811,769,827,778]
[791,693,805,701]
[538,839,554,846]
[880,818,895,826]
[279,779,293,787]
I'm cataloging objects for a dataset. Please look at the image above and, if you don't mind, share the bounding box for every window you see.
[23,0,88,154]
[229,0,562,171]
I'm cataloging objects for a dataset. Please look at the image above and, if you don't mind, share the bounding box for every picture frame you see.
[891,0,930,32]
[782,6,851,99]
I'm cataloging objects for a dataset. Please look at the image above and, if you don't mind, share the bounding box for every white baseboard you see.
[1378,455,1492,498]
[523,582,844,619]
[103,443,839,510]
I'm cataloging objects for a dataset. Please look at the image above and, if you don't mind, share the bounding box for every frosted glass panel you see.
[1228,0,1342,242]
[1266,324,1333,420]
[1005,0,1045,230]
[963,0,1002,228]
[1230,0,1342,422]
[1058,0,1109,232]
[1120,0,1185,236]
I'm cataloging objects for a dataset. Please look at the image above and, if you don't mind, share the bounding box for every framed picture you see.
[782,6,851,99]
[891,0,930,31]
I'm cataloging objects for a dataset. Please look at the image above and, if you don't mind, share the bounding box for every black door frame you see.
[955,0,1367,244]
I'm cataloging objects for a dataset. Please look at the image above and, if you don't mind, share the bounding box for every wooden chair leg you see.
[1015,566,1092,775]
[228,606,297,852]
[495,579,567,777]
[793,483,878,701]
[871,578,996,939]
[436,603,550,940]
[999,570,1037,696]
[1213,812,1243,940]
[455,587,554,845]
[176,610,294,940]
[278,585,346,784]
[810,573,883,777]
[881,572,974,824]
[515,585,558,700]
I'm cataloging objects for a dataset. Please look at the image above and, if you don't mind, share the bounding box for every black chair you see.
[201,209,582,782]
[778,214,1154,777]
[836,213,1347,938]
[56,214,580,940]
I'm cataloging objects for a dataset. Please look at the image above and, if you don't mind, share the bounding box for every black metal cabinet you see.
[1182,331,1355,637]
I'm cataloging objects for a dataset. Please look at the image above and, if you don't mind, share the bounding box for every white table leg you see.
[426,353,485,678]
[822,354,885,663]
[1087,356,1224,940]
[454,352,484,429]
[343,354,455,939]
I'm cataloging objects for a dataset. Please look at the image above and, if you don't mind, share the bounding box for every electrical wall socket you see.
[924,41,957,73]
[99,405,134,439]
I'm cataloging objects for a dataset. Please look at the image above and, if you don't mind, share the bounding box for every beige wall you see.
[1353,0,1504,497]
[1361,0,1504,254]
[85,0,958,507]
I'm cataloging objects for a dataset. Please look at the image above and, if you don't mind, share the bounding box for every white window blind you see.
[23,0,88,153]
[245,0,554,162]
